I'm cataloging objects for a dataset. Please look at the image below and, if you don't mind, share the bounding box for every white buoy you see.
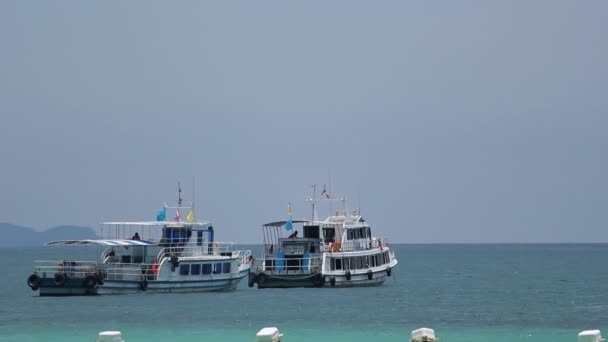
[97,331,124,342]
[578,330,604,342]
[256,327,283,342]
[411,327,436,342]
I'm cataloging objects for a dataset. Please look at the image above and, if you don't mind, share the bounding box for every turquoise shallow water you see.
[1,244,607,341]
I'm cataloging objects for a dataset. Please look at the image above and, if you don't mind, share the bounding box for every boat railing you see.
[320,237,389,253]
[104,263,158,281]
[33,260,100,279]
[155,242,238,261]
[260,255,322,274]
[236,249,252,266]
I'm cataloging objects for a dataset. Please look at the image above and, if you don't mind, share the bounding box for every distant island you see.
[0,223,97,247]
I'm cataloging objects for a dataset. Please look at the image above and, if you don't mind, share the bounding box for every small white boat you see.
[26,187,252,296]
[250,187,397,288]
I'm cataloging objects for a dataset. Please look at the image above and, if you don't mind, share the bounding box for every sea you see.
[1,244,607,342]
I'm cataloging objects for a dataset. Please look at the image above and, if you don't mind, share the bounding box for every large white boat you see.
[26,191,252,296]
[249,189,397,288]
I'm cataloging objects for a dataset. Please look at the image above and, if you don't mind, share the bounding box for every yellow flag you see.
[187,210,194,222]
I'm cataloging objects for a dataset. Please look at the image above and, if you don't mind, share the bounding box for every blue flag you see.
[284,202,293,230]
[284,216,293,230]
[156,207,166,221]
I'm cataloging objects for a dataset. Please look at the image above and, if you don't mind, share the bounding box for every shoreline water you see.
[3,244,607,342]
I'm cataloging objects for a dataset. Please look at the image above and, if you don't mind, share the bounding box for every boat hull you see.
[36,269,249,296]
[251,258,397,289]
[250,271,324,289]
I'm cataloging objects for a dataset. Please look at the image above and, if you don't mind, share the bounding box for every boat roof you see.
[263,220,308,227]
[46,239,157,246]
[101,221,210,227]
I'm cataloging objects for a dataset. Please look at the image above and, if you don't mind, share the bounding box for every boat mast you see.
[192,176,195,219]
[178,181,182,221]
[311,184,317,221]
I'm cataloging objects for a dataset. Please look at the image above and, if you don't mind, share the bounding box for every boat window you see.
[197,231,204,246]
[180,264,190,275]
[304,225,320,239]
[330,259,335,271]
[343,258,350,270]
[367,227,371,238]
[323,227,335,242]
[213,263,222,274]
[335,258,342,270]
[222,262,231,273]
[363,256,369,268]
[202,263,212,275]
[370,255,376,267]
[191,264,201,275]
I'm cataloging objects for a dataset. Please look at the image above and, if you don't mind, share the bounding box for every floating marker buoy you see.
[411,327,436,342]
[256,327,283,342]
[578,330,604,342]
[97,331,124,342]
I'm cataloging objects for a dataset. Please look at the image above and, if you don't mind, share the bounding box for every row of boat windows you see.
[328,251,390,271]
[179,262,231,276]
[346,227,371,240]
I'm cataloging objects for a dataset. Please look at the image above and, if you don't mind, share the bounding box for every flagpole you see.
[192,176,195,220]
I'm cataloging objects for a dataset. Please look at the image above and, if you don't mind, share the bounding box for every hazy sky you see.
[1,1,606,243]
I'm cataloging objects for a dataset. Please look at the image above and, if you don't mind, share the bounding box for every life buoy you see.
[386,267,392,277]
[83,275,97,289]
[330,276,336,287]
[54,273,67,287]
[345,270,352,281]
[367,270,373,280]
[27,274,41,291]
[151,263,159,275]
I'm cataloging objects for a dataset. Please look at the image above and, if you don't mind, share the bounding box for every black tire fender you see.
[170,254,179,268]
[140,277,148,291]
[54,273,67,287]
[27,274,41,290]
[312,274,324,287]
[83,275,97,289]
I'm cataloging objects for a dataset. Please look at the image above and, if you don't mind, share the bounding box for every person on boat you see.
[132,232,141,240]
[288,230,298,238]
